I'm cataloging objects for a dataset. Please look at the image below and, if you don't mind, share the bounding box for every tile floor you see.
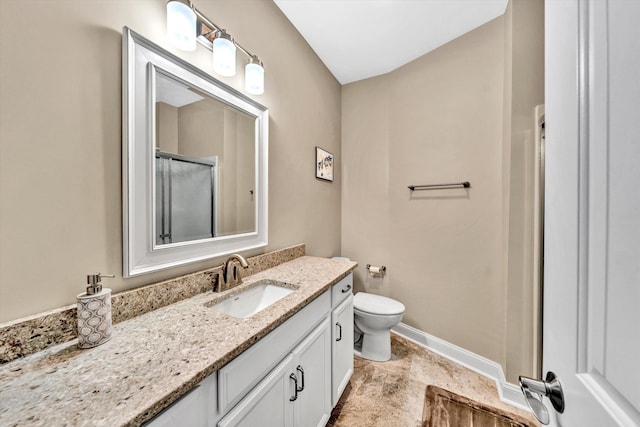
[327,334,537,427]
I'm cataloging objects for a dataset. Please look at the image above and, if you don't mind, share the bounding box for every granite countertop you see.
[0,256,357,426]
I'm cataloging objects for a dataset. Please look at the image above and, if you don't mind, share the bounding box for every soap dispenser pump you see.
[77,273,115,349]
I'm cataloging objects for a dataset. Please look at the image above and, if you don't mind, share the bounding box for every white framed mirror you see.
[122,27,268,277]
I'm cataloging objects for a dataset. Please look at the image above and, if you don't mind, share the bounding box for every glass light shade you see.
[245,62,264,95]
[166,1,197,51]
[213,35,236,77]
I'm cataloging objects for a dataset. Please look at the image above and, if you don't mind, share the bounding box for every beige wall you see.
[220,107,240,235]
[178,99,224,158]
[156,102,179,153]
[341,74,391,297]
[503,0,545,383]
[235,113,255,233]
[0,0,341,323]
[343,16,507,369]
[342,2,543,381]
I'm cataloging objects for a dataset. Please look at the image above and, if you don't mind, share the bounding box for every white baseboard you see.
[391,322,529,412]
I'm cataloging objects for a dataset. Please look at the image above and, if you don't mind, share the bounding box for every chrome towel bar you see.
[408,181,470,191]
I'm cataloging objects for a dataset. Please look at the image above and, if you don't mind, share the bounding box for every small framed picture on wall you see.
[315,147,334,182]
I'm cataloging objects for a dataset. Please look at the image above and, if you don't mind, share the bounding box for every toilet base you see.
[359,330,392,362]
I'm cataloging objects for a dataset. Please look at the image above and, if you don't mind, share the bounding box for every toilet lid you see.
[353,292,405,315]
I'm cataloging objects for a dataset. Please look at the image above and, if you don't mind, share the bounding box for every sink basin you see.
[208,281,295,318]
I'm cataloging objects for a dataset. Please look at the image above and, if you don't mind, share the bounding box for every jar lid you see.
[354,292,405,315]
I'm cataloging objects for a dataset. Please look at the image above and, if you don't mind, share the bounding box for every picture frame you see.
[315,146,334,182]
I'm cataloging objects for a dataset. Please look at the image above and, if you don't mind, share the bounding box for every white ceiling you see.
[274,0,508,84]
[156,73,204,108]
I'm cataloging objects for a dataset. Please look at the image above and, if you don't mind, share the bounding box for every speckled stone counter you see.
[0,244,306,364]
[0,256,357,426]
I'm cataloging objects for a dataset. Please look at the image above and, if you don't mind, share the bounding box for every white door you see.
[217,355,294,427]
[543,0,640,425]
[292,318,331,427]
[332,294,354,407]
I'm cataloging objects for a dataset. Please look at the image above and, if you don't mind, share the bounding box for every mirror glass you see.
[154,71,256,245]
[123,27,268,277]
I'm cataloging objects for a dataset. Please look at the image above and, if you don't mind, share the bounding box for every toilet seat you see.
[353,292,405,316]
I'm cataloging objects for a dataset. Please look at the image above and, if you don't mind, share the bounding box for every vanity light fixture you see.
[212,29,236,77]
[165,0,265,95]
[245,56,264,95]
[166,0,197,51]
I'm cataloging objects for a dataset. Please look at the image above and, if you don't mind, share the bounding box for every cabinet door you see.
[291,318,331,427]
[218,355,294,427]
[217,291,331,414]
[331,294,354,407]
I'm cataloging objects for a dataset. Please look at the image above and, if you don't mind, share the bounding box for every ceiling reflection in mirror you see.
[153,71,256,246]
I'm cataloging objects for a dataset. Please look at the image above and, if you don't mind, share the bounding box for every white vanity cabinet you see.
[218,318,331,427]
[146,273,355,427]
[216,291,330,415]
[330,274,354,407]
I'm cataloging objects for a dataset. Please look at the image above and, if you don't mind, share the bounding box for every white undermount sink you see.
[208,281,296,318]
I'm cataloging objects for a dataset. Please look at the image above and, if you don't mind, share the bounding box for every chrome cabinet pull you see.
[289,373,298,401]
[296,365,305,392]
[341,284,352,293]
[336,322,342,341]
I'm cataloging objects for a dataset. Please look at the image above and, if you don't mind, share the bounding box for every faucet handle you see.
[211,271,227,292]
[232,264,243,285]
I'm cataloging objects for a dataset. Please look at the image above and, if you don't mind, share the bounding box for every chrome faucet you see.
[212,254,249,292]
[225,253,249,285]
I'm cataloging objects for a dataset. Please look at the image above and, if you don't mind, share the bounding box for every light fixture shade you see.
[166,0,197,51]
[245,57,264,95]
[213,31,236,77]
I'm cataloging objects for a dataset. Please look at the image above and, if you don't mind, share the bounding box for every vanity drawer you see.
[218,290,330,414]
[331,273,353,308]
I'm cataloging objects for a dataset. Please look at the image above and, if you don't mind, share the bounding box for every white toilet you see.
[353,292,405,362]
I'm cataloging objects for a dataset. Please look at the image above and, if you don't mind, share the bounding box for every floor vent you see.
[422,386,537,427]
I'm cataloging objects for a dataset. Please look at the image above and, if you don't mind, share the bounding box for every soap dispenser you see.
[77,273,115,349]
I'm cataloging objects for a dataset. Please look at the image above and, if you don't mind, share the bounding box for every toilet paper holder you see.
[366,264,386,276]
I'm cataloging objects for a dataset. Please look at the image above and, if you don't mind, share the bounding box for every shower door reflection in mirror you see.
[153,70,256,246]
[155,152,216,245]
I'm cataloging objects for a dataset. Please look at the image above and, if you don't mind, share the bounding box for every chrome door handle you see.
[519,371,564,425]
[336,322,342,341]
[289,373,298,401]
[296,365,304,392]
